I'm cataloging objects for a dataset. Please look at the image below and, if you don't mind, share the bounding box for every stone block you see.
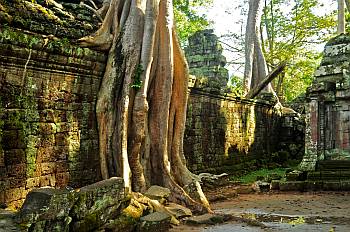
[286,170,305,181]
[6,73,22,86]
[8,177,26,189]
[235,185,255,194]
[37,146,55,162]
[39,175,53,187]
[270,180,280,190]
[55,133,68,146]
[40,135,55,147]
[138,212,171,232]
[321,171,340,180]
[323,181,341,191]
[39,123,57,135]
[55,172,70,188]
[54,146,68,160]
[70,177,126,231]
[2,130,18,149]
[145,186,171,201]
[6,164,26,178]
[5,187,26,203]
[4,149,26,165]
[41,162,56,175]
[56,162,68,173]
[307,171,321,180]
[20,188,77,224]
[39,110,55,123]
[26,178,40,189]
[279,181,305,191]
[305,181,323,191]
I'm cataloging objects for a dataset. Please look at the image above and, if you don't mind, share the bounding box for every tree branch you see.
[245,61,287,99]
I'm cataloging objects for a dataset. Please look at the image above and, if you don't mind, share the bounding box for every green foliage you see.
[288,216,305,225]
[231,167,286,184]
[173,0,213,46]
[261,0,336,101]
[226,0,336,101]
[228,75,244,96]
[131,64,144,90]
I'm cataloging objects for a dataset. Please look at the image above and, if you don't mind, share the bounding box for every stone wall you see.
[184,88,304,174]
[0,27,106,208]
[300,34,350,171]
[0,0,107,208]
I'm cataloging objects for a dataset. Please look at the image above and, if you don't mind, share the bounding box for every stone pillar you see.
[299,98,319,171]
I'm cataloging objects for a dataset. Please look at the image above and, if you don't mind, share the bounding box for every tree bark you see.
[338,0,346,34]
[79,0,210,213]
[244,0,274,96]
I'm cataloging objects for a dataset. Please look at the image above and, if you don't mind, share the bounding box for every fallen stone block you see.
[165,203,192,219]
[17,177,127,232]
[144,186,171,202]
[138,212,171,232]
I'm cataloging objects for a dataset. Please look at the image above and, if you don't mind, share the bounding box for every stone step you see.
[277,180,350,191]
[307,170,350,181]
[317,160,350,171]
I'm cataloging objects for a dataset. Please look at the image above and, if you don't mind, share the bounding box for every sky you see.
[199,0,338,76]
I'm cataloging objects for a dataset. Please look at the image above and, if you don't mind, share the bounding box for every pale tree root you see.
[77,0,125,50]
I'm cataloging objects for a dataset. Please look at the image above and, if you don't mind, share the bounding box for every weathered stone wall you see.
[0,27,106,208]
[184,88,304,174]
[300,34,350,171]
[0,0,107,208]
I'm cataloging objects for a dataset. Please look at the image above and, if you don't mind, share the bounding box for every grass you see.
[230,167,287,184]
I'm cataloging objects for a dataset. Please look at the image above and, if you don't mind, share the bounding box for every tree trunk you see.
[338,0,346,34]
[244,0,275,96]
[79,0,210,213]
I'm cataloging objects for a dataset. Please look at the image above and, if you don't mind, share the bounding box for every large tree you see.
[78,0,210,213]
[243,0,275,96]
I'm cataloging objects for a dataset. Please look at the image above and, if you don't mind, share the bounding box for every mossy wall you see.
[0,26,106,208]
[184,89,304,175]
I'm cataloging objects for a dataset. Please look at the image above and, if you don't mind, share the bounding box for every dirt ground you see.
[170,192,350,232]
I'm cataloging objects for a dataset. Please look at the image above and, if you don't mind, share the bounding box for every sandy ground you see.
[170,192,350,232]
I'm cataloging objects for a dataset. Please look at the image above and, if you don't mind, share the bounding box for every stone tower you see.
[185,29,229,92]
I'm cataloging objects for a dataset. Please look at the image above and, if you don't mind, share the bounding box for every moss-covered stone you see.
[0,0,100,39]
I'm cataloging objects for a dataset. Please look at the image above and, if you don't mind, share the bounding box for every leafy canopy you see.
[261,0,336,101]
[173,0,213,45]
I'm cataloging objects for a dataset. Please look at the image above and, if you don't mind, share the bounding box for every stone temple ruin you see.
[300,34,350,171]
[1,0,350,230]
